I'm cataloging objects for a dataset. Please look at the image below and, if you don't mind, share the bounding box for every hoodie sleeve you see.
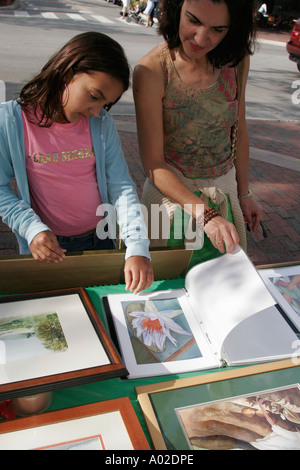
[98,114,150,260]
[0,102,50,252]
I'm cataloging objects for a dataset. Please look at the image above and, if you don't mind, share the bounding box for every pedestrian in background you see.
[258,2,268,27]
[144,0,155,27]
[149,0,159,26]
[122,0,131,18]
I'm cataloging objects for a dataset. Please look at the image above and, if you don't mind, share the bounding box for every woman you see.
[133,0,262,267]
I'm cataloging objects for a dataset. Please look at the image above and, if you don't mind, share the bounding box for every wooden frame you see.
[0,288,127,400]
[0,397,150,450]
[136,359,300,450]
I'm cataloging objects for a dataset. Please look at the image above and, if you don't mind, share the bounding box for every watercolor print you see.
[269,274,300,316]
[176,384,300,451]
[37,434,105,450]
[0,311,68,365]
[120,298,202,364]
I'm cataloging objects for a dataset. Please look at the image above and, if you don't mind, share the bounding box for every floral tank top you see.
[160,42,238,179]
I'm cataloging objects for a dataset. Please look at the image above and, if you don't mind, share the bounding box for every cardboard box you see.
[0,248,192,295]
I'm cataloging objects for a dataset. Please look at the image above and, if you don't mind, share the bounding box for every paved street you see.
[0,0,299,266]
[1,1,147,25]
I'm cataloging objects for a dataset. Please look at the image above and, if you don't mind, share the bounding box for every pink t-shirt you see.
[23,109,102,236]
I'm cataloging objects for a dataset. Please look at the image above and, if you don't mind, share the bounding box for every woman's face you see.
[62,71,124,123]
[179,0,230,60]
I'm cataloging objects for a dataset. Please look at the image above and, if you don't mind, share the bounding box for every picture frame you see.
[103,289,219,378]
[136,359,300,450]
[258,262,300,331]
[0,288,127,400]
[103,251,300,379]
[0,397,150,450]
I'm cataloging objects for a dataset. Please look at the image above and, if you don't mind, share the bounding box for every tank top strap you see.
[158,42,177,91]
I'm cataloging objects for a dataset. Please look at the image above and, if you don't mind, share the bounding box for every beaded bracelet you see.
[196,207,221,226]
[203,207,221,225]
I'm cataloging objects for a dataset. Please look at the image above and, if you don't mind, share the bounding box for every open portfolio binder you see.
[103,248,300,378]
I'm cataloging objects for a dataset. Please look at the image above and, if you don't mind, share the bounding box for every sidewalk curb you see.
[258,39,287,47]
[114,120,300,173]
[250,147,300,172]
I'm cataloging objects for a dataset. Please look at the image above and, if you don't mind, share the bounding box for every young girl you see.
[0,32,153,294]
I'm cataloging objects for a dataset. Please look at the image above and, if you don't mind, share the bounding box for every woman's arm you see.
[133,47,239,253]
[133,48,202,216]
[234,56,263,233]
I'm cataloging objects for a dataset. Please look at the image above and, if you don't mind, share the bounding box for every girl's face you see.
[62,71,124,123]
[179,0,230,60]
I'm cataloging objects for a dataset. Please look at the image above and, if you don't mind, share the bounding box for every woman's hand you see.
[29,231,66,263]
[124,256,154,294]
[239,197,263,234]
[204,216,240,254]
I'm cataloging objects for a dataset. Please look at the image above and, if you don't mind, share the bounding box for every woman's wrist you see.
[196,207,221,226]
[238,189,252,199]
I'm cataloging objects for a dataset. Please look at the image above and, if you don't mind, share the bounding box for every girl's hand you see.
[29,231,66,263]
[124,256,154,294]
[204,216,240,254]
[240,197,263,234]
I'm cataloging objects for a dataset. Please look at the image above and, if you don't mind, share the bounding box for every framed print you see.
[0,397,150,450]
[258,263,300,331]
[104,289,219,378]
[136,359,300,450]
[104,249,299,378]
[0,288,127,400]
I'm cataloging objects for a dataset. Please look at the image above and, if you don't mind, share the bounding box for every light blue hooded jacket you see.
[0,100,150,260]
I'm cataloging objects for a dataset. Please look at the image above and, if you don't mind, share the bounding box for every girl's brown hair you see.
[20,32,131,127]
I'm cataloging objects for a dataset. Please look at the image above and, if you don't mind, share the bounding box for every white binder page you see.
[185,247,276,353]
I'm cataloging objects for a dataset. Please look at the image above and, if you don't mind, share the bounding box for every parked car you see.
[287,19,300,71]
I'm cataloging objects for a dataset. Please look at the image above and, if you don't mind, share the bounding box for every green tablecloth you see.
[1,277,299,450]
[45,277,222,448]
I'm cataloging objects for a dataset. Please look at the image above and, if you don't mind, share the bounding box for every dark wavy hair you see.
[158,0,256,67]
[20,32,131,127]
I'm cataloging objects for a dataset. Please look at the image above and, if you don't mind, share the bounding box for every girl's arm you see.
[0,182,66,262]
[234,56,263,233]
[124,255,154,294]
[133,48,239,254]
[0,102,66,262]
[101,110,153,293]
[102,113,150,259]
[29,231,66,262]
